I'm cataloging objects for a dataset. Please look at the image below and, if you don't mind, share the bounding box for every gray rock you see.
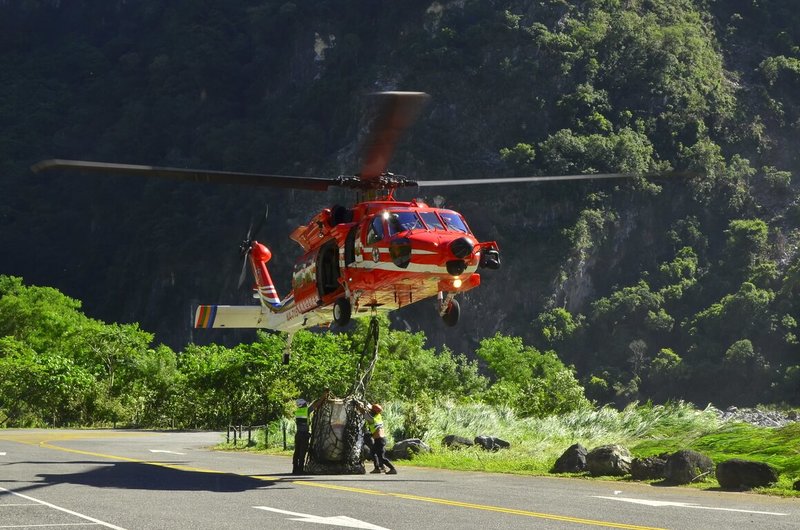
[664,450,714,484]
[442,434,474,449]
[716,459,778,490]
[389,438,431,460]
[630,454,668,481]
[552,443,588,473]
[586,444,632,477]
[474,435,510,451]
[712,406,799,427]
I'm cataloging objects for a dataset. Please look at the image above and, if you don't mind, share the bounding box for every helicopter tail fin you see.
[249,241,282,307]
[255,283,281,306]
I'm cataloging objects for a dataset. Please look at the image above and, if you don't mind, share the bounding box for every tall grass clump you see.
[393,400,722,474]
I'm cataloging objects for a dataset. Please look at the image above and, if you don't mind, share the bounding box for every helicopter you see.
[32,92,666,337]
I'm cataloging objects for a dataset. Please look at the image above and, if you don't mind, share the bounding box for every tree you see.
[724,339,759,367]
[535,307,580,345]
[375,333,485,403]
[0,276,85,355]
[499,142,536,172]
[687,282,775,361]
[0,337,96,426]
[725,219,769,273]
[649,348,683,378]
[477,333,589,417]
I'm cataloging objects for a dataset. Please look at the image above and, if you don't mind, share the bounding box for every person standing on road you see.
[364,403,397,475]
[292,391,328,474]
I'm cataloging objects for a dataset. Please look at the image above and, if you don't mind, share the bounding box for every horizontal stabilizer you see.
[194,305,270,328]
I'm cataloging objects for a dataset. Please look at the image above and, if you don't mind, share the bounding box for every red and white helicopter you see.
[33,92,660,337]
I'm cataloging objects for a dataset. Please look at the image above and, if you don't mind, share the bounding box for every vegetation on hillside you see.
[1,1,800,408]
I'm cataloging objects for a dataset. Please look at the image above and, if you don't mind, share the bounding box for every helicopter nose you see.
[450,237,475,259]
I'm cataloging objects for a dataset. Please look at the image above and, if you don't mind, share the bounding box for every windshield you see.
[440,211,470,234]
[419,211,445,231]
[387,211,423,236]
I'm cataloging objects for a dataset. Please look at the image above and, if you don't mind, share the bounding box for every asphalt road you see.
[0,429,797,529]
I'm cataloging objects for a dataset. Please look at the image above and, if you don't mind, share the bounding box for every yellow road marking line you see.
[3,432,226,476]
[36,442,232,476]
[38,442,143,462]
[294,480,662,529]
[0,431,153,445]
[18,435,664,530]
[293,480,390,496]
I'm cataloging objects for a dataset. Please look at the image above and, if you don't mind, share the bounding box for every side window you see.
[366,216,384,244]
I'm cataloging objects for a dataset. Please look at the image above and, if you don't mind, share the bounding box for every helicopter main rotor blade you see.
[359,91,430,180]
[31,159,338,191]
[415,171,692,187]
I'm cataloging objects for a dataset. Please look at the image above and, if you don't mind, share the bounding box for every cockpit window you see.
[440,211,470,233]
[387,211,423,236]
[366,216,384,244]
[419,211,444,231]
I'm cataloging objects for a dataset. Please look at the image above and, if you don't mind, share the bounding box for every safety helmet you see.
[296,398,307,407]
[371,403,382,414]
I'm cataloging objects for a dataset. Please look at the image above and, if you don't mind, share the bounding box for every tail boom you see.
[194,302,331,332]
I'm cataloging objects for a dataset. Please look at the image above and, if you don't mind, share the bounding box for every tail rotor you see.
[237,206,269,289]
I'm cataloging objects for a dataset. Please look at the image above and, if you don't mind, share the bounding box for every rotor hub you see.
[336,172,418,191]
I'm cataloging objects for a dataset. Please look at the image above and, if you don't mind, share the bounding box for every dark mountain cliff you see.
[2,0,800,405]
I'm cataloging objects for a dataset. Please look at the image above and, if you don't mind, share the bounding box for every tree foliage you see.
[0,276,494,428]
[477,333,589,417]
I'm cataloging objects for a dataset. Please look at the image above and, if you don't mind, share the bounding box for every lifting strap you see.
[349,316,380,399]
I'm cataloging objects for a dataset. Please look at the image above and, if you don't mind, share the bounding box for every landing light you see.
[382,211,390,220]
[453,278,462,288]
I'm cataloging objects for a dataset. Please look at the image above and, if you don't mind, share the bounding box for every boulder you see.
[551,443,588,473]
[474,435,510,451]
[389,438,431,460]
[586,444,632,477]
[664,450,714,485]
[442,435,474,449]
[716,459,778,490]
[630,454,668,481]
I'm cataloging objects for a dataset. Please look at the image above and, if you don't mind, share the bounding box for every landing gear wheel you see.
[333,297,352,326]
[442,299,460,327]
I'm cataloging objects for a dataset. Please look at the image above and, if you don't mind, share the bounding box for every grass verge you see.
[221,401,800,496]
